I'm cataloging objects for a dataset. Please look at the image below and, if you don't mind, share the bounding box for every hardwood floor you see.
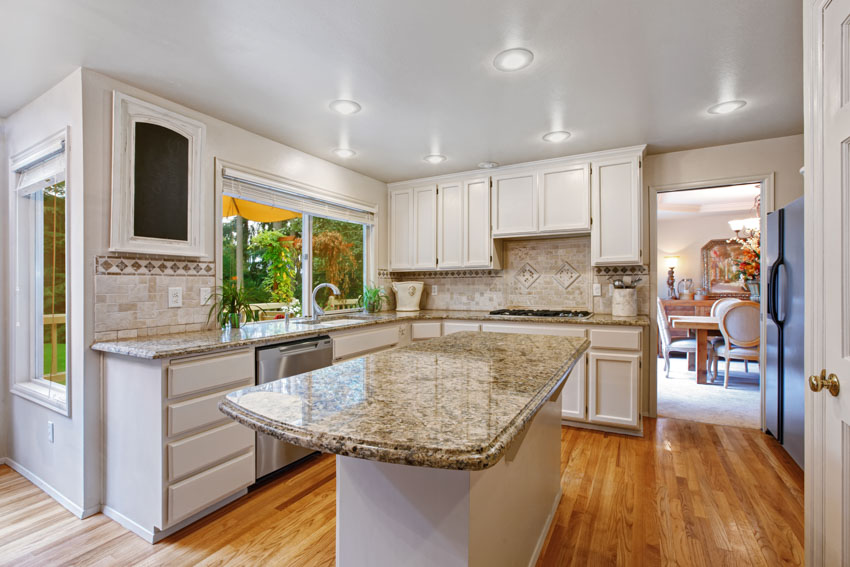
[0,417,803,566]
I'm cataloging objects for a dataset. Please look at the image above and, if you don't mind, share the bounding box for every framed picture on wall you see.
[109,91,207,257]
[701,239,749,297]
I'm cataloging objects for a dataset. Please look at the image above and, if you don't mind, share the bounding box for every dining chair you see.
[657,297,699,378]
[711,300,761,388]
[707,298,739,376]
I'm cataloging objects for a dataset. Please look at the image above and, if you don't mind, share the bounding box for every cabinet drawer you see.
[167,380,252,438]
[167,450,254,526]
[168,349,253,399]
[334,325,400,360]
[589,328,641,351]
[481,323,586,338]
[411,321,442,340]
[167,422,254,481]
[443,321,482,335]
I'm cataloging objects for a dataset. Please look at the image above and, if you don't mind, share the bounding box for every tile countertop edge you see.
[90,310,647,359]
[218,337,591,471]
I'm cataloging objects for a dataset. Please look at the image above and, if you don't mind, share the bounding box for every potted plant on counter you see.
[360,284,386,313]
[207,280,262,329]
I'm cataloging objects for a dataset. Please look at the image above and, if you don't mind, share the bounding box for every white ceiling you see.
[0,0,803,183]
[657,183,762,219]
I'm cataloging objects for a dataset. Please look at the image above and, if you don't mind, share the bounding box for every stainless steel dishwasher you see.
[255,335,333,480]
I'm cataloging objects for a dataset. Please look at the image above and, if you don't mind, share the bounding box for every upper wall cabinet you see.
[110,92,207,258]
[463,177,493,268]
[437,180,464,269]
[491,169,537,236]
[590,152,643,265]
[389,184,437,270]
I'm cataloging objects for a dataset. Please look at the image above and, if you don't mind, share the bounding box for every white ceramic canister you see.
[392,281,424,312]
[612,288,638,317]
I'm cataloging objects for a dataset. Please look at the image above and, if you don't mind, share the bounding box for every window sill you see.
[11,380,69,417]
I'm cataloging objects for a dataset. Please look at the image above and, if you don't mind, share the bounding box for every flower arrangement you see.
[728,229,760,281]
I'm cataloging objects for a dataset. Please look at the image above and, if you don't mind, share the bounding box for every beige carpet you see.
[657,357,761,429]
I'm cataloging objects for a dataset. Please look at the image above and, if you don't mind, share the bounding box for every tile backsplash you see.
[94,255,215,342]
[380,236,649,314]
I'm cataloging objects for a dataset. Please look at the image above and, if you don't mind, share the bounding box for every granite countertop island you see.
[91,308,646,359]
[220,331,589,566]
[220,331,589,470]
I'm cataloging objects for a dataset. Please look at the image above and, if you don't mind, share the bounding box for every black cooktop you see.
[488,308,593,319]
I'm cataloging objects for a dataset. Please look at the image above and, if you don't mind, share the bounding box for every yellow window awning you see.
[222,196,302,223]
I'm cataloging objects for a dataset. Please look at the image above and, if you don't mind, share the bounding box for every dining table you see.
[670,315,720,384]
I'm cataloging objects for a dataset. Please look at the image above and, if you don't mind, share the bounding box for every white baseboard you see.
[102,506,157,543]
[561,417,644,437]
[2,457,87,518]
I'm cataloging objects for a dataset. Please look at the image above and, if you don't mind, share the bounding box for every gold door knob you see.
[809,369,840,397]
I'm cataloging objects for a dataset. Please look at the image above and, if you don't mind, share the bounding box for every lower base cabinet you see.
[587,351,641,428]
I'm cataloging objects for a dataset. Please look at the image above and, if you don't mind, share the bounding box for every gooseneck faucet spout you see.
[312,283,341,321]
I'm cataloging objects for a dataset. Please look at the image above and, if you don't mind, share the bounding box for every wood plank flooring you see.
[0,417,803,566]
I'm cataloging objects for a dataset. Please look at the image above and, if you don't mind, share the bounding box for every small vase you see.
[745,279,760,302]
[229,312,241,329]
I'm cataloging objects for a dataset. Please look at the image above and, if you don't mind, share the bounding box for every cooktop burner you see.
[488,308,593,319]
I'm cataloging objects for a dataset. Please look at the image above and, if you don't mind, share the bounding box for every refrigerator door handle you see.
[767,258,781,323]
[775,263,787,324]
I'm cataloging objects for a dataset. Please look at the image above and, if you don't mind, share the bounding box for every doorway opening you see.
[655,183,762,428]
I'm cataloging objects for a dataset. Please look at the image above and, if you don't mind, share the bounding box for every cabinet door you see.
[561,353,587,422]
[413,185,437,269]
[590,156,642,265]
[464,177,492,267]
[587,351,640,428]
[491,170,537,236]
[437,180,464,269]
[443,321,482,335]
[389,188,414,269]
[538,162,590,233]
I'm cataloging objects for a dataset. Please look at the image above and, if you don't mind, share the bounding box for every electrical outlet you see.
[592,283,602,297]
[168,287,183,308]
[431,285,438,296]
[47,421,54,443]
[200,287,212,306]
[608,284,615,296]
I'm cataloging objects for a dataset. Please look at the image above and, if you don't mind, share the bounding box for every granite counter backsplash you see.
[220,332,590,471]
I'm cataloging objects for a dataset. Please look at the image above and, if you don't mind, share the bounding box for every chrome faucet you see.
[311,283,341,321]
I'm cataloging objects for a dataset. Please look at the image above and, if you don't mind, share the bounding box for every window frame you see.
[215,161,377,321]
[8,129,71,416]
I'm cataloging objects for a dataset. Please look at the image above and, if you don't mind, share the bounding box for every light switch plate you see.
[431,285,438,296]
[592,283,602,296]
[200,287,212,306]
[47,421,54,443]
[608,284,615,296]
[168,287,183,308]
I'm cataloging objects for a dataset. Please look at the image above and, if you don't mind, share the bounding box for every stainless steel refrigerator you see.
[765,196,805,468]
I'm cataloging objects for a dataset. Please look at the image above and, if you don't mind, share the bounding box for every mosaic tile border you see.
[385,269,502,279]
[96,255,215,277]
[593,265,649,276]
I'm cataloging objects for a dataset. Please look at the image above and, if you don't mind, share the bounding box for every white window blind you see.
[13,139,66,196]
[221,167,376,225]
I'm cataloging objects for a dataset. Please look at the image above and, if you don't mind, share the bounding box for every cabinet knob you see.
[809,369,840,397]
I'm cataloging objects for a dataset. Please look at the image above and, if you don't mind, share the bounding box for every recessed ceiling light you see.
[333,148,356,158]
[707,100,747,114]
[478,161,499,169]
[493,48,534,72]
[542,131,571,143]
[329,99,362,115]
[424,154,446,164]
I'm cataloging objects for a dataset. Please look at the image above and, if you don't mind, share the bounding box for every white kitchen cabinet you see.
[538,162,590,234]
[413,185,437,269]
[463,177,494,268]
[587,351,640,428]
[591,154,642,265]
[491,169,537,236]
[437,180,464,269]
[443,321,482,335]
[560,353,587,422]
[331,324,408,361]
[389,188,414,269]
[411,321,442,340]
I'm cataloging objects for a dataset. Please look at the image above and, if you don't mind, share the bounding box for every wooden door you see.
[590,156,642,265]
[491,170,537,236]
[538,162,591,233]
[412,185,437,269]
[389,188,413,269]
[809,0,850,562]
[437,180,463,269]
[464,177,491,267]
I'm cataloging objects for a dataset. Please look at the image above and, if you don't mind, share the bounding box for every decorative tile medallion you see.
[553,262,580,289]
[95,255,215,277]
[514,262,541,289]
